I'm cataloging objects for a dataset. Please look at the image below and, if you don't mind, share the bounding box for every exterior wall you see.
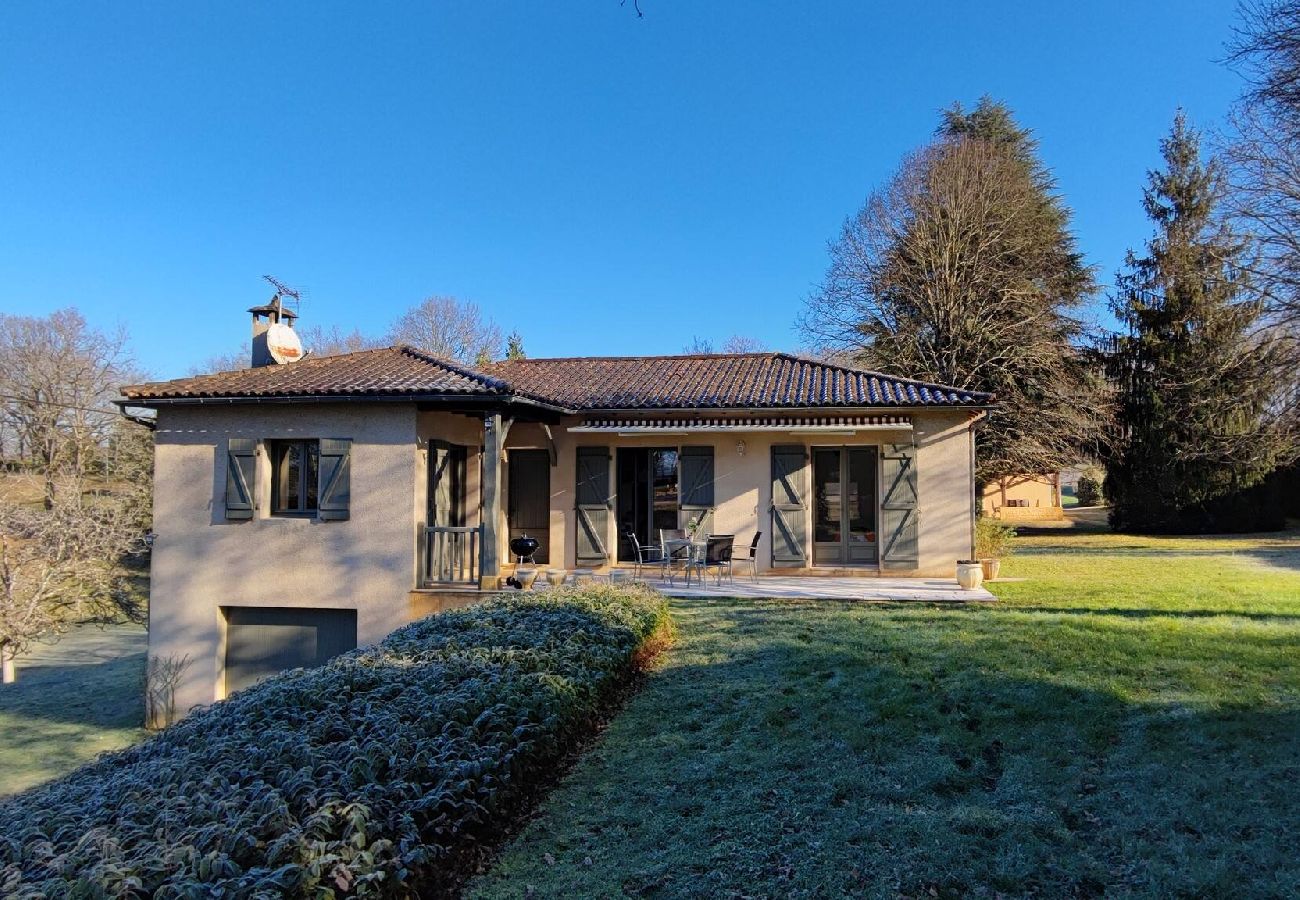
[915,411,979,572]
[149,403,421,716]
[150,402,979,716]
[503,409,976,579]
[982,473,1061,515]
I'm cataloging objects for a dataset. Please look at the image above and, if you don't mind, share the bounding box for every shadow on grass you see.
[1001,605,1300,622]
[471,603,1300,898]
[0,652,146,729]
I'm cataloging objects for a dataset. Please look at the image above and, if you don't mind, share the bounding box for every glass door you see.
[616,448,679,561]
[812,447,878,565]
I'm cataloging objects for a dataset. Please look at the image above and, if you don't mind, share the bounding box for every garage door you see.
[224,607,357,695]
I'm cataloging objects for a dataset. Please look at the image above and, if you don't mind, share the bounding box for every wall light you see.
[736,440,747,456]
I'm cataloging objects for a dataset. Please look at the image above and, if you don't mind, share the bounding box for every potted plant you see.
[956,559,984,590]
[685,508,713,540]
[975,516,1018,582]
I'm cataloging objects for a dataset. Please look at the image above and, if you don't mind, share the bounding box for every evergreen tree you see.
[505,331,526,360]
[801,97,1105,483]
[1106,113,1288,532]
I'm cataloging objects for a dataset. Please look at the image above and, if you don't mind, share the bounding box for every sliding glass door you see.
[812,446,879,566]
[616,448,679,561]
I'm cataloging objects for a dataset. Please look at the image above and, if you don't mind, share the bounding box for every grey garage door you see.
[224,607,357,695]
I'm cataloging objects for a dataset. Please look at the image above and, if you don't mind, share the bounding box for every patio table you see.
[662,538,706,585]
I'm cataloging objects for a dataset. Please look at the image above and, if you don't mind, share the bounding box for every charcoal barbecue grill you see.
[509,535,540,565]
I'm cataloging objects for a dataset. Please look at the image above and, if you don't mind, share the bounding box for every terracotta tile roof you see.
[121,346,513,401]
[122,347,993,410]
[483,352,992,410]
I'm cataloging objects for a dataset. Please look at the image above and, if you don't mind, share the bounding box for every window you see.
[270,439,320,515]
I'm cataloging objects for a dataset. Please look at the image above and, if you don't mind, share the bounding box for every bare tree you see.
[800,122,1105,482]
[1225,1,1300,372]
[0,483,146,683]
[298,324,386,358]
[720,335,767,353]
[0,310,136,508]
[387,296,503,365]
[190,349,249,375]
[683,335,767,354]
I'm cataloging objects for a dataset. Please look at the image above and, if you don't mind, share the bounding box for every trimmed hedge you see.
[0,583,671,898]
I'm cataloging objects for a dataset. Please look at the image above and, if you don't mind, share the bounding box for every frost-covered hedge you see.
[0,583,671,898]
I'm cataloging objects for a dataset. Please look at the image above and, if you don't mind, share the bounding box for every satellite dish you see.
[266,322,304,364]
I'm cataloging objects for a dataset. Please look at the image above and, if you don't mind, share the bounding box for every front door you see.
[507,449,550,564]
[812,447,879,566]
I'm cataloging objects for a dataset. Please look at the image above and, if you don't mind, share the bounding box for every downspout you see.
[967,410,989,560]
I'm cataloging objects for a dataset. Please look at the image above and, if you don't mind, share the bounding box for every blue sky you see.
[0,1,1242,379]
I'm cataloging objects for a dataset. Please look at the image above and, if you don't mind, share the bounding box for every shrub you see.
[1076,474,1103,507]
[0,583,671,898]
[975,516,1018,559]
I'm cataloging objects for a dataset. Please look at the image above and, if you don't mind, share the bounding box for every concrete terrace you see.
[608,574,996,602]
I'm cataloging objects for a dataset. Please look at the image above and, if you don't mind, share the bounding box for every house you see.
[982,473,1066,521]
[120,304,994,715]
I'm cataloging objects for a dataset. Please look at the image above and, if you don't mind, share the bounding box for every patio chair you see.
[625,530,665,579]
[659,528,690,583]
[685,534,734,586]
[727,532,761,583]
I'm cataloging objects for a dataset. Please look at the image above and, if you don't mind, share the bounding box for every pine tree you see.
[505,331,526,361]
[1106,113,1288,532]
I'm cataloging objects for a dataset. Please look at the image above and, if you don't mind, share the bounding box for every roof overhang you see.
[114,392,569,418]
[568,413,914,435]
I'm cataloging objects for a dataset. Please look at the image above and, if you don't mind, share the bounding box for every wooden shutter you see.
[679,446,715,532]
[224,438,257,520]
[575,446,611,565]
[317,439,352,521]
[770,445,807,568]
[880,441,919,571]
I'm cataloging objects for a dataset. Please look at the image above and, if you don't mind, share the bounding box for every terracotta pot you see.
[516,568,539,590]
[545,570,567,587]
[956,561,984,590]
[979,558,1001,582]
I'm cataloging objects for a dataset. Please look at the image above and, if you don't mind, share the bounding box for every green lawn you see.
[470,530,1300,898]
[0,623,147,796]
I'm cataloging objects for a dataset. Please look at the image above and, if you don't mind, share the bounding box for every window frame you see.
[269,438,321,517]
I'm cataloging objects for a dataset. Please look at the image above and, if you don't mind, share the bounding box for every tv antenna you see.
[262,274,302,316]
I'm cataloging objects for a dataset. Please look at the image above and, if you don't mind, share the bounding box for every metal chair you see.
[728,532,761,582]
[659,528,690,583]
[686,534,734,586]
[624,530,665,579]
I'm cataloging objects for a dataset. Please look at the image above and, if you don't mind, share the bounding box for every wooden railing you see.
[422,525,482,585]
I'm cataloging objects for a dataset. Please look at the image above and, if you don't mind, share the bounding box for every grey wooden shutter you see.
[679,446,715,532]
[575,446,611,564]
[224,438,257,520]
[880,441,919,571]
[770,445,807,568]
[317,439,352,521]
